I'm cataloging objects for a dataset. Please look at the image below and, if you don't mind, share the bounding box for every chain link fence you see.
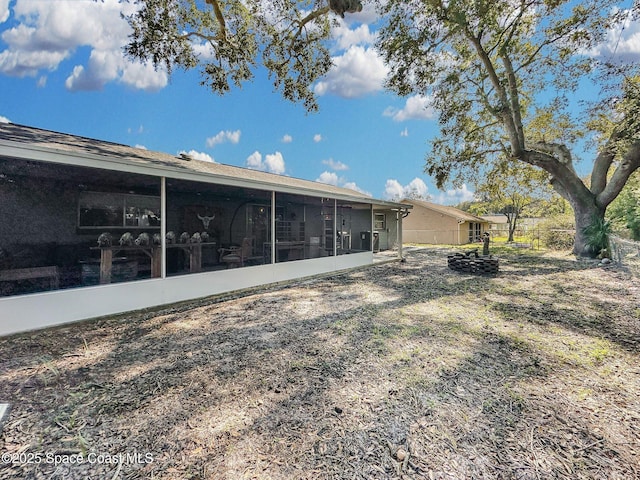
[405,227,640,274]
[404,228,542,248]
[610,235,640,276]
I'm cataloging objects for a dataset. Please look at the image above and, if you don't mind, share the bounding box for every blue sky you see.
[0,1,638,205]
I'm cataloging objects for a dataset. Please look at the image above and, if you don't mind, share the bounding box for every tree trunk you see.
[507,211,519,243]
[524,138,640,258]
[523,149,609,258]
[572,203,605,258]
[506,215,514,242]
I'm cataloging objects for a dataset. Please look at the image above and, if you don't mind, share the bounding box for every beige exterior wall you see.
[404,228,459,245]
[402,203,489,245]
[403,205,462,244]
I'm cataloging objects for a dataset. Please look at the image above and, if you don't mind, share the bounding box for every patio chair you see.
[219,237,261,268]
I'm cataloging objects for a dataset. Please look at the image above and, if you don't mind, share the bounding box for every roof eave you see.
[0,138,407,209]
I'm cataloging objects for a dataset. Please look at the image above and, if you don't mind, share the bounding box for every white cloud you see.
[246,151,263,170]
[383,179,404,200]
[434,184,476,205]
[117,58,168,91]
[65,49,119,91]
[316,171,339,186]
[586,10,640,63]
[264,152,286,174]
[128,125,144,134]
[331,2,378,25]
[384,95,436,122]
[383,178,430,201]
[332,22,375,50]
[0,115,10,123]
[0,0,167,91]
[322,158,349,171]
[316,171,371,196]
[342,181,371,196]
[246,150,286,174]
[206,130,241,147]
[0,48,69,77]
[314,45,388,98]
[179,149,215,163]
[281,134,293,143]
[134,144,147,150]
[406,178,430,198]
[191,40,216,61]
[313,134,323,143]
[0,0,10,23]
[400,127,409,137]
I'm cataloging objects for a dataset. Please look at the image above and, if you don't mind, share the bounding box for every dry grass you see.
[1,247,639,479]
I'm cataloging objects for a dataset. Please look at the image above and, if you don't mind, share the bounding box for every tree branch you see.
[268,6,331,72]
[500,52,525,150]
[467,31,523,158]
[296,6,330,33]
[590,131,619,195]
[486,0,529,55]
[596,140,640,208]
[289,6,330,53]
[525,146,591,204]
[176,31,218,44]
[528,142,575,172]
[205,0,227,41]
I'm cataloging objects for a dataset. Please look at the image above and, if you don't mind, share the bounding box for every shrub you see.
[582,216,612,258]
[538,215,575,250]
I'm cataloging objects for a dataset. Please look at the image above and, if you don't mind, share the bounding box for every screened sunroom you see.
[0,123,408,336]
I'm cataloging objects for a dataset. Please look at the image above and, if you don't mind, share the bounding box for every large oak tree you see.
[376,0,640,256]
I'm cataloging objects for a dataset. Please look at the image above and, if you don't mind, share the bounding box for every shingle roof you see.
[481,214,509,224]
[401,198,487,223]
[0,122,404,208]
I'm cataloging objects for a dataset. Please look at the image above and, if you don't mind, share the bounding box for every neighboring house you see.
[482,214,510,235]
[401,199,489,245]
[0,123,409,336]
[481,214,545,237]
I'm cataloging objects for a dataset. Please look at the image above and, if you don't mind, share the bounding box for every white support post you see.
[271,191,276,264]
[371,207,374,252]
[161,176,167,278]
[333,199,337,257]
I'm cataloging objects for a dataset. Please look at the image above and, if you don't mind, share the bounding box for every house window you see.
[468,222,482,242]
[78,191,160,229]
[374,213,386,230]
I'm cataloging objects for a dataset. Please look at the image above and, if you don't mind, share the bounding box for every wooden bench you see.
[0,266,60,290]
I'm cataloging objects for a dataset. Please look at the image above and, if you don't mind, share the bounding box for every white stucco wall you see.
[0,253,372,337]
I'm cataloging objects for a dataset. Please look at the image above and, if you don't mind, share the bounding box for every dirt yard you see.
[1,247,639,479]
